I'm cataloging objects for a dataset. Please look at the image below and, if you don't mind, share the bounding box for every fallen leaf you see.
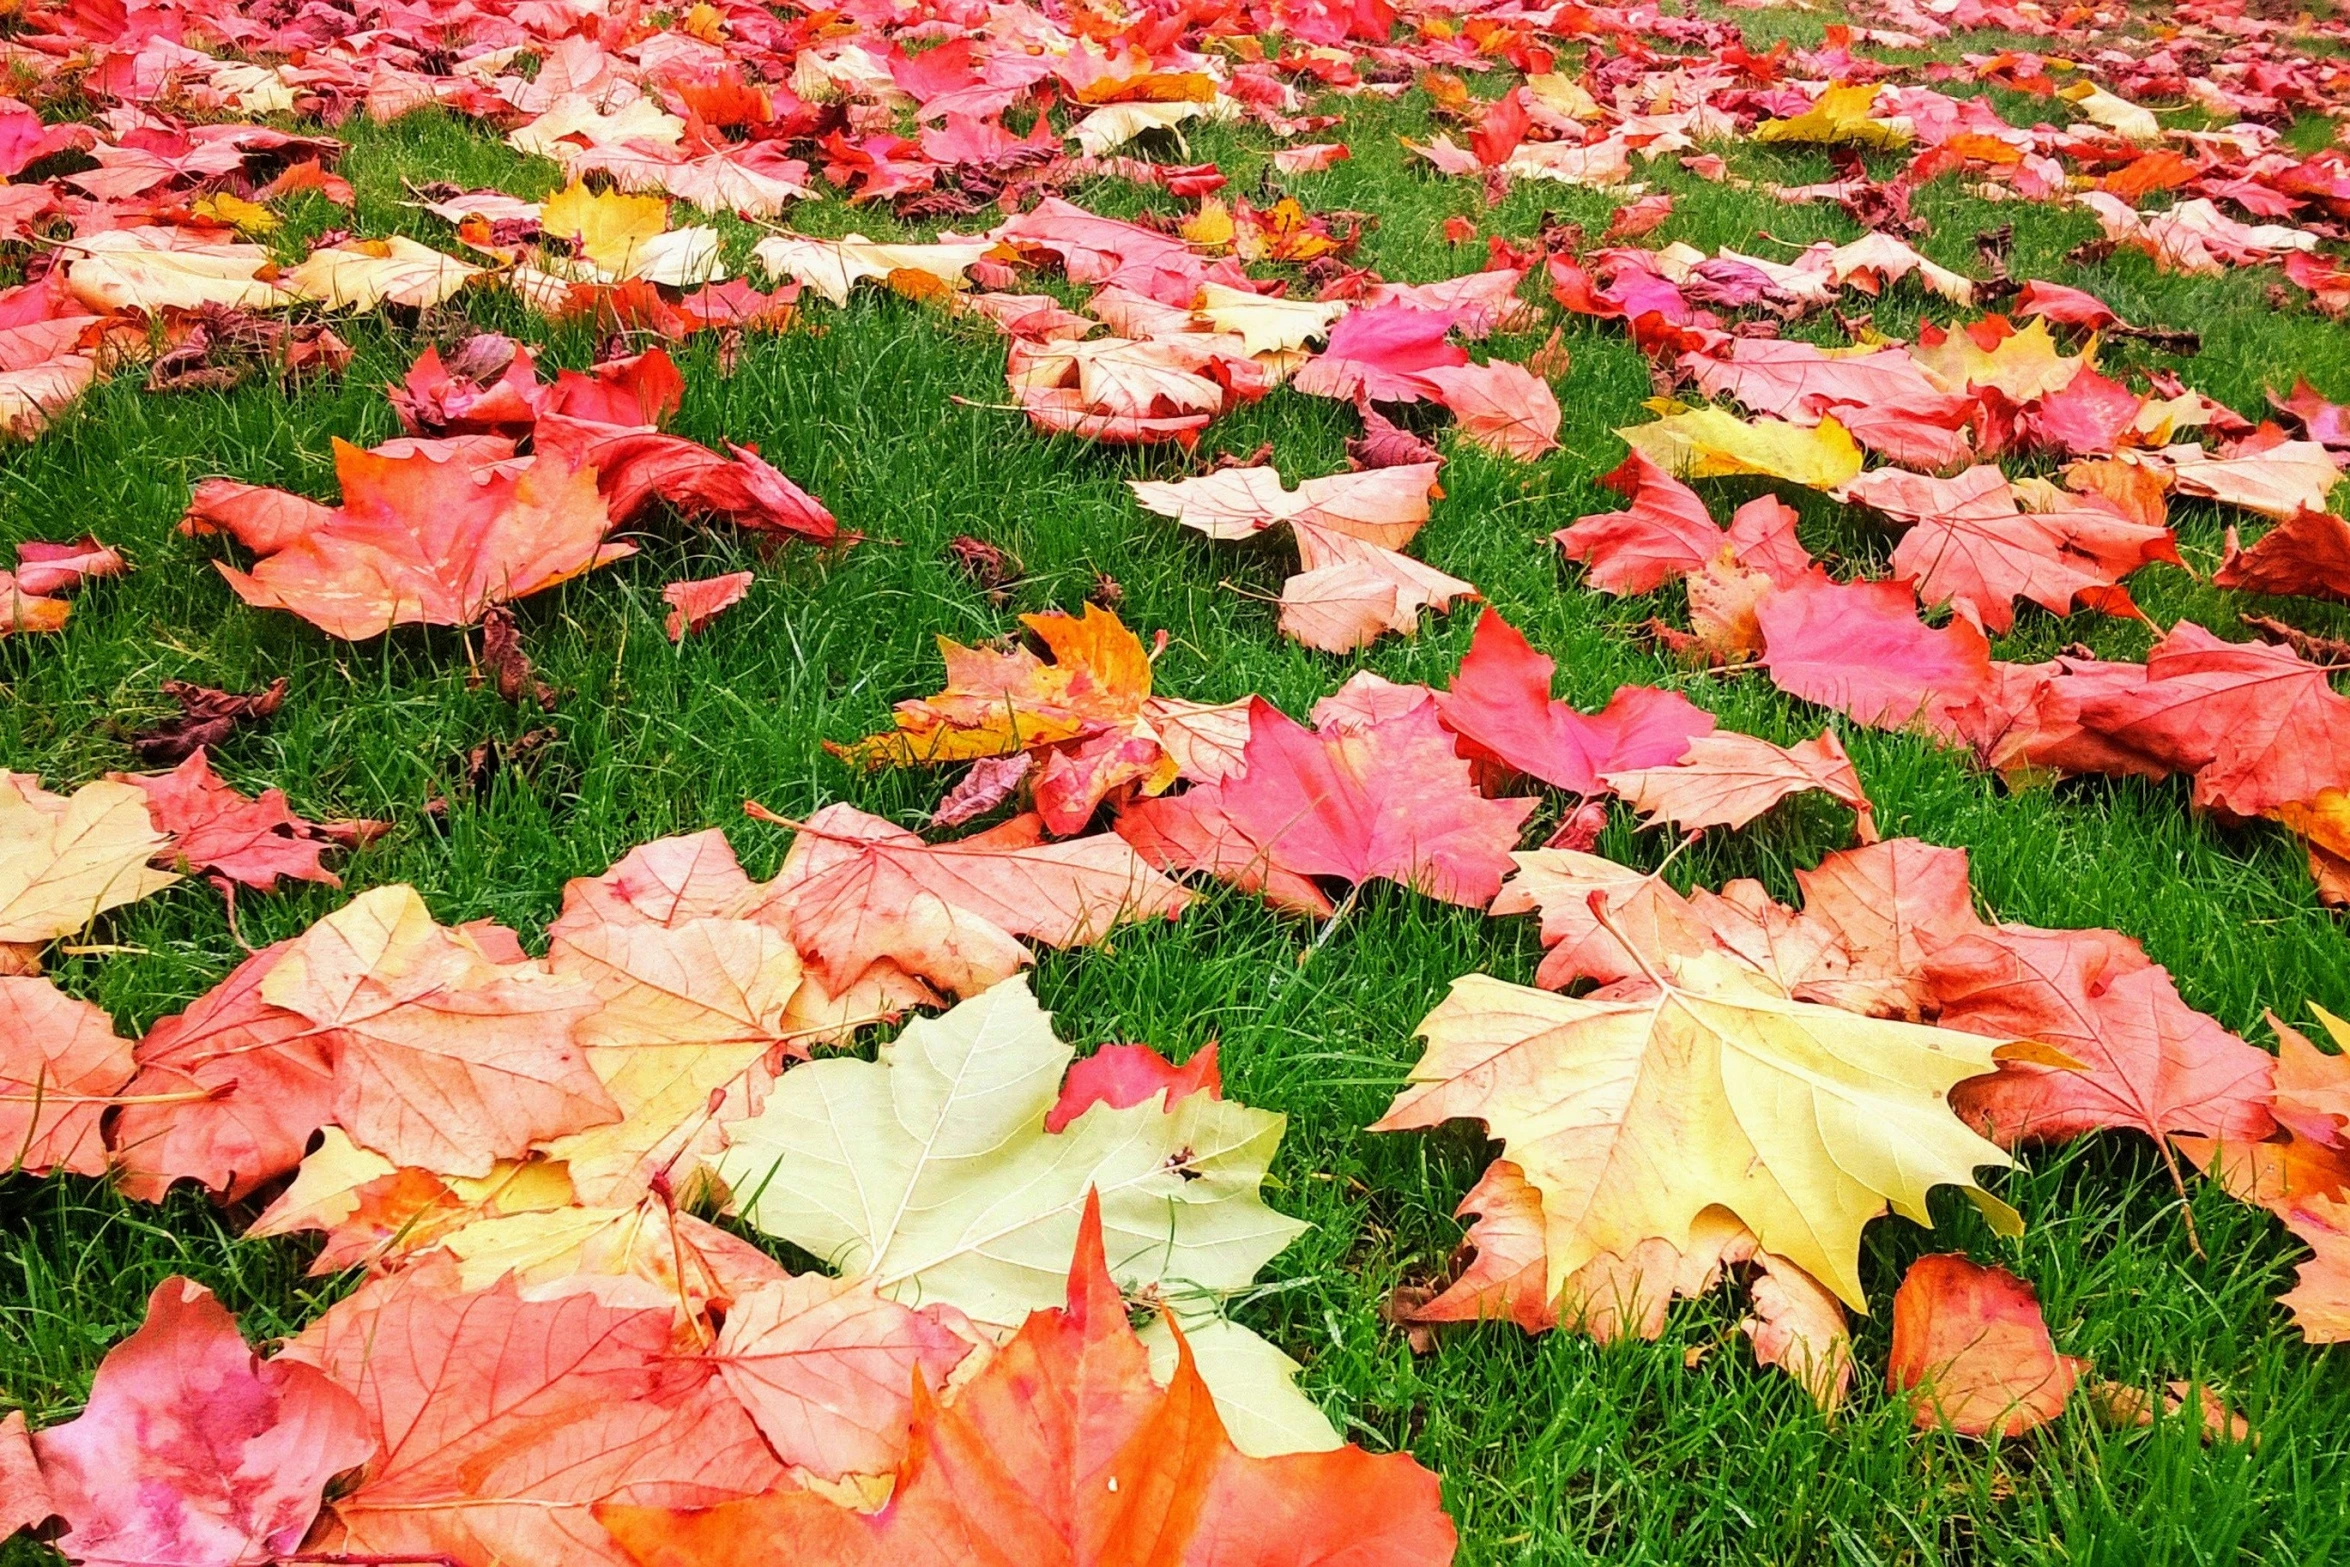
[1130,463,1440,548]
[123,750,353,891]
[1887,1253,2083,1438]
[0,974,134,1175]
[111,942,328,1203]
[0,775,179,945]
[1604,729,1878,842]
[757,802,1190,997]
[259,884,614,1175]
[1118,695,1534,914]
[286,1260,787,1567]
[662,571,754,641]
[1436,608,1715,794]
[1422,360,1561,459]
[30,1277,374,1567]
[129,680,287,767]
[1046,1039,1221,1133]
[1373,956,2023,1309]
[717,978,1304,1329]
[1618,407,1864,490]
[596,1194,1456,1566]
[2214,510,2350,602]
[710,1274,972,1479]
[1757,573,1995,733]
[201,439,630,639]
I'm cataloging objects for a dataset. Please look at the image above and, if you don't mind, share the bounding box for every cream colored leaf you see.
[751,233,990,306]
[1138,1313,1342,1458]
[716,976,1306,1329]
[0,775,179,944]
[1194,282,1349,355]
[286,236,483,311]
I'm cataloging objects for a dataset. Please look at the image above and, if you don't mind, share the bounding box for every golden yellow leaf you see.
[191,192,279,234]
[1616,406,1864,490]
[832,603,1156,768]
[1373,955,2023,1309]
[1753,83,1911,149]
[1910,316,2087,401]
[541,178,670,276]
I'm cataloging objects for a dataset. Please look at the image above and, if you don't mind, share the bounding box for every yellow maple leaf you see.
[191,192,278,235]
[1910,315,2088,401]
[831,603,1158,768]
[1753,82,1912,150]
[1616,406,1864,490]
[542,178,671,278]
[1374,956,2037,1310]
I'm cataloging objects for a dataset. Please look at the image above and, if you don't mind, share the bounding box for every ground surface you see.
[6,7,2350,1564]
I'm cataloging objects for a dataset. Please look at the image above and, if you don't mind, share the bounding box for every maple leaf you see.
[1397,1160,1852,1408]
[753,232,991,305]
[1933,928,2277,1149]
[1194,281,1349,354]
[833,605,1157,768]
[2072,621,2350,819]
[64,229,288,314]
[1753,82,1910,148]
[1436,609,1715,795]
[285,1260,787,1567]
[259,884,614,1175]
[204,438,630,639]
[1374,957,2027,1309]
[1887,1254,2084,1438]
[1118,695,1534,915]
[1421,360,1561,459]
[718,977,1302,1326]
[111,942,329,1203]
[0,975,134,1175]
[1130,463,1440,549]
[597,1195,1457,1567]
[1604,729,1878,842]
[1910,317,2085,402]
[1555,451,1809,596]
[1487,848,1719,991]
[537,910,804,1203]
[1841,464,2176,633]
[1617,407,1864,490]
[710,1274,972,1479]
[2214,510,2350,602]
[1755,573,1995,733]
[28,1277,374,1567]
[287,235,483,311]
[535,419,837,543]
[1047,1040,1221,1133]
[0,775,179,946]
[122,750,356,891]
[246,1128,575,1275]
[755,802,1189,997]
[662,571,753,640]
[1279,518,1478,652]
[2170,439,2341,523]
[1290,303,1470,403]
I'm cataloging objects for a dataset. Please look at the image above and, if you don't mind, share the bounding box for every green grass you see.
[6,32,2350,1567]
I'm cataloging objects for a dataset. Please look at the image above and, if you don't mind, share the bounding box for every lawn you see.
[5,3,2350,1563]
